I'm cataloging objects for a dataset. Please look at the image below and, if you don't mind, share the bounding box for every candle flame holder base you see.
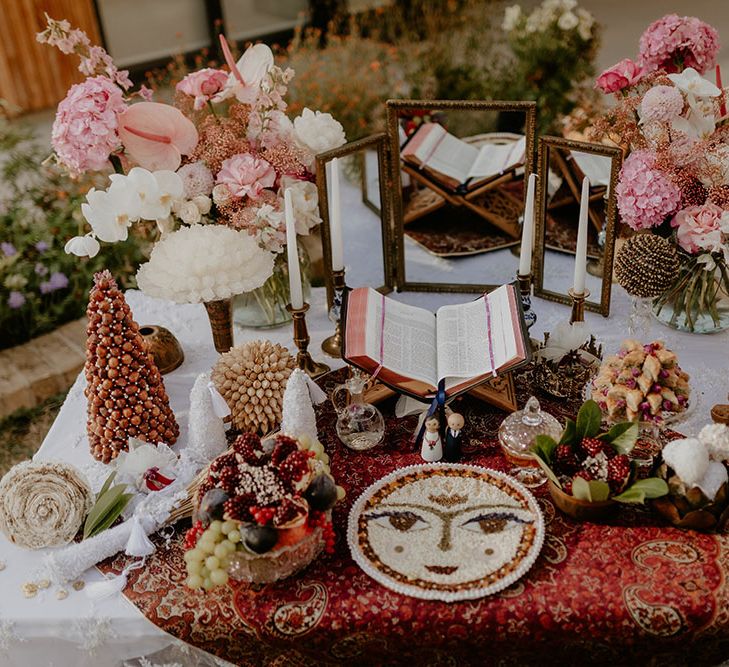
[517,272,539,352]
[322,269,346,359]
[287,303,331,379]
[568,288,590,324]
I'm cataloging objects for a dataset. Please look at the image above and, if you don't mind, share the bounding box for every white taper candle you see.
[284,188,304,309]
[573,176,590,295]
[330,158,344,271]
[518,173,536,276]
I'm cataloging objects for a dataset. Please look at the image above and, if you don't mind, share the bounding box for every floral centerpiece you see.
[533,399,668,520]
[592,14,729,333]
[39,16,346,328]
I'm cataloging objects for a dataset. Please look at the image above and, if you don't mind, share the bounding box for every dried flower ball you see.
[614,234,680,298]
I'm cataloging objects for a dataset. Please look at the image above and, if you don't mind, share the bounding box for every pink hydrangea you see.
[640,85,684,122]
[595,58,643,94]
[51,75,127,173]
[176,68,228,110]
[671,202,728,254]
[639,15,720,74]
[616,150,681,230]
[216,153,276,200]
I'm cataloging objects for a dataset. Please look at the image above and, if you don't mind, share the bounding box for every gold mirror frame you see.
[533,135,623,317]
[316,132,394,309]
[385,99,537,294]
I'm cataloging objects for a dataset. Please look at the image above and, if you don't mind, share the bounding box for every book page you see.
[421,133,479,185]
[435,297,492,385]
[365,292,438,388]
[467,136,526,180]
[487,286,518,369]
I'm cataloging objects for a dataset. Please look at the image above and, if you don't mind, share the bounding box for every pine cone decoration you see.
[211,340,295,435]
[84,271,179,463]
[614,234,679,298]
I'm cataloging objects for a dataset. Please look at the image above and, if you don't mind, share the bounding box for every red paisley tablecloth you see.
[100,371,729,665]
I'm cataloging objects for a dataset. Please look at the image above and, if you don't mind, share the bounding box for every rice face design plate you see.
[347,464,544,602]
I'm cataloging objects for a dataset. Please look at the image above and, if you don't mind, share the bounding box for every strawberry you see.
[607,454,631,492]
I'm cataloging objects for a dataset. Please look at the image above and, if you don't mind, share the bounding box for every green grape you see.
[186,560,203,575]
[198,537,217,555]
[221,520,237,535]
[227,529,241,543]
[203,577,214,591]
[209,520,223,534]
[214,543,228,559]
[187,574,203,589]
[210,569,229,586]
[184,549,201,563]
[205,556,220,570]
[200,565,210,578]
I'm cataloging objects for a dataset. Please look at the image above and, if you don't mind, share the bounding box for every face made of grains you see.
[362,475,534,587]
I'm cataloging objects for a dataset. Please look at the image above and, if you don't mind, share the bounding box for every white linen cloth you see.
[1,170,727,666]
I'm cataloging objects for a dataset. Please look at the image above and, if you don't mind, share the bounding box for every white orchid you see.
[536,321,593,362]
[214,41,274,104]
[64,234,100,258]
[81,180,141,243]
[672,108,716,142]
[668,68,721,99]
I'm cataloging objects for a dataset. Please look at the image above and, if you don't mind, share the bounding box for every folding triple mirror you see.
[533,136,623,316]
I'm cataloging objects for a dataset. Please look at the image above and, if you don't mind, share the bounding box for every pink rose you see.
[595,58,643,94]
[671,202,728,254]
[216,153,276,200]
[176,68,228,110]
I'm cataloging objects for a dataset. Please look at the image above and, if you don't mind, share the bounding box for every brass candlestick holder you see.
[287,303,331,379]
[322,268,346,358]
[568,288,590,324]
[517,272,536,331]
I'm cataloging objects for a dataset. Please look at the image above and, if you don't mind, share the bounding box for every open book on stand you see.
[342,284,531,403]
[401,122,526,193]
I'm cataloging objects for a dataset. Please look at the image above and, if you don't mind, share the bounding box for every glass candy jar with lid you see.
[498,396,562,487]
[331,370,385,451]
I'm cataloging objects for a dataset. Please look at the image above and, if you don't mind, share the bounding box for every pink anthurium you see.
[118,102,198,171]
[214,35,273,104]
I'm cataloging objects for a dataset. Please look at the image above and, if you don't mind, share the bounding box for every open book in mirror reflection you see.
[387,100,536,294]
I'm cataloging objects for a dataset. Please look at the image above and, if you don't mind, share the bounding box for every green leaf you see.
[613,478,668,504]
[534,455,561,488]
[572,476,592,501]
[97,471,117,500]
[598,422,638,454]
[587,480,611,502]
[85,494,134,539]
[559,419,576,445]
[532,434,558,466]
[83,484,129,539]
[575,400,602,439]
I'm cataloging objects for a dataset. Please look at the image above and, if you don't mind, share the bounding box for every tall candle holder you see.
[322,268,346,358]
[568,288,590,324]
[286,303,331,379]
[516,273,537,331]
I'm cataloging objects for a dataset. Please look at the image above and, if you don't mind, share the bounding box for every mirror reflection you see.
[388,101,536,294]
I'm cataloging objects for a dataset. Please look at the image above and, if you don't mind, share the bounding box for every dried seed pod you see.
[615,234,680,298]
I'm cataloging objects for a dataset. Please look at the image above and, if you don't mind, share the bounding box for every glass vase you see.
[233,245,311,329]
[653,258,729,334]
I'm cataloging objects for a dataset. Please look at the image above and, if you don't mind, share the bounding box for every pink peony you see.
[671,202,728,254]
[176,68,228,110]
[639,15,720,75]
[216,153,276,200]
[640,85,684,122]
[51,75,127,173]
[616,150,682,230]
[595,58,643,94]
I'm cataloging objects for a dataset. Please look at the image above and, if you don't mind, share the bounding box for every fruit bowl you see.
[547,480,616,521]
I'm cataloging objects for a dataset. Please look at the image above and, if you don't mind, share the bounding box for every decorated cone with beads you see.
[84,271,179,463]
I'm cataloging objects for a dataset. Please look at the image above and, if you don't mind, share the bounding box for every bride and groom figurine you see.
[420,409,465,463]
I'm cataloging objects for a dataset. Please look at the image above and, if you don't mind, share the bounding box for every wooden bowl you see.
[547,480,616,521]
[139,324,184,374]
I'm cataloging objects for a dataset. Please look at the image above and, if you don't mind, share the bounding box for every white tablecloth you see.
[1,174,728,667]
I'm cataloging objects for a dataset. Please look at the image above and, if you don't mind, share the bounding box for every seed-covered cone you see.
[211,340,295,435]
[84,270,179,463]
[614,234,680,298]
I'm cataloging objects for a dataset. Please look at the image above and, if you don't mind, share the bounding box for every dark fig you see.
[305,474,337,511]
[195,488,229,524]
[243,524,278,554]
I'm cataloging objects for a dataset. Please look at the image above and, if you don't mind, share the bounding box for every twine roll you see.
[0,461,93,549]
